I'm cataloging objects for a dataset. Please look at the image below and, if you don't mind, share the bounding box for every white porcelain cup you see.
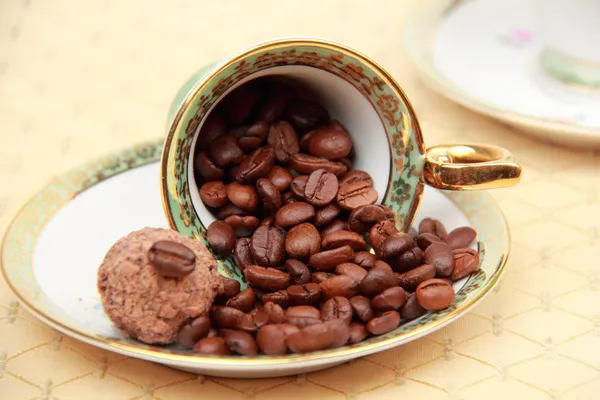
[537,0,600,90]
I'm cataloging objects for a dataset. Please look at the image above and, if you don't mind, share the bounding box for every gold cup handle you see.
[423,144,522,190]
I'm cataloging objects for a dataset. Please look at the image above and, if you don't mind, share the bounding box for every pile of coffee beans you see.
[182,78,480,355]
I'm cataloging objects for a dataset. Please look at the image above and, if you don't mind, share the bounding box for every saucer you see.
[405,0,600,149]
[1,140,510,378]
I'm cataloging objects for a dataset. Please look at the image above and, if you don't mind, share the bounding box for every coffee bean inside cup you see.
[186,77,481,354]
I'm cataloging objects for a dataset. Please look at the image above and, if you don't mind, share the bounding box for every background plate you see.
[405,0,600,149]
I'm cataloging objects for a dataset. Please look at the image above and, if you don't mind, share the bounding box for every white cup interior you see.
[187,66,391,228]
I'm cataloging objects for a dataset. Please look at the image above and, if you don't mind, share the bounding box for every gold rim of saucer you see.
[1,140,511,369]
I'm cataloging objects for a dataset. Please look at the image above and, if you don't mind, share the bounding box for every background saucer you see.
[405,0,600,149]
[1,141,509,378]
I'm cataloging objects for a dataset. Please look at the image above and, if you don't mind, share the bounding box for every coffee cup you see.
[537,0,600,91]
[160,38,521,243]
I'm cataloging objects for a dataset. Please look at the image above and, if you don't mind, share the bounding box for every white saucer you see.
[405,0,600,149]
[1,141,510,378]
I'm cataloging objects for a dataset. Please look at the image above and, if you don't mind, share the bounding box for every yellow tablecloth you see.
[1,0,599,399]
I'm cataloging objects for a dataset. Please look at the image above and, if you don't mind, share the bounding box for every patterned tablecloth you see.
[1,0,599,399]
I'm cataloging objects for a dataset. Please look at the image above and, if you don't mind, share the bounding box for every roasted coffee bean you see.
[211,306,254,331]
[148,240,196,278]
[177,314,211,348]
[259,91,289,123]
[224,85,259,125]
[299,128,316,151]
[253,303,282,332]
[262,290,291,308]
[374,260,393,271]
[397,264,436,292]
[207,328,219,338]
[236,146,276,183]
[328,119,347,132]
[215,203,247,219]
[283,192,303,204]
[446,227,477,250]
[372,286,408,311]
[339,170,374,187]
[285,99,330,131]
[416,279,455,310]
[359,265,398,297]
[220,329,258,356]
[227,182,258,212]
[307,125,353,160]
[193,337,231,355]
[369,220,398,255]
[261,216,275,227]
[354,251,376,269]
[209,135,244,167]
[336,263,368,283]
[391,246,423,272]
[267,165,294,192]
[349,295,375,323]
[262,302,286,324]
[267,121,300,164]
[285,223,321,260]
[226,288,255,312]
[246,304,268,330]
[320,219,351,238]
[224,215,260,238]
[347,321,369,344]
[207,221,236,255]
[256,178,281,214]
[309,245,354,271]
[275,202,316,227]
[450,248,479,281]
[321,230,367,251]
[311,272,334,284]
[337,181,378,210]
[304,169,339,206]
[233,121,269,151]
[314,203,342,227]
[233,238,254,270]
[424,242,455,278]
[320,296,353,324]
[226,164,240,182]
[288,153,348,177]
[380,233,415,259]
[244,265,291,291]
[197,113,227,151]
[400,293,427,320]
[290,175,308,198]
[285,259,311,285]
[251,225,285,267]
[378,205,396,221]
[257,323,299,355]
[325,319,351,348]
[287,283,321,305]
[286,322,334,353]
[194,152,224,181]
[416,233,442,250]
[419,218,448,240]
[366,310,401,335]
[285,305,321,328]
[320,274,360,299]
[219,276,241,300]
[348,204,388,232]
